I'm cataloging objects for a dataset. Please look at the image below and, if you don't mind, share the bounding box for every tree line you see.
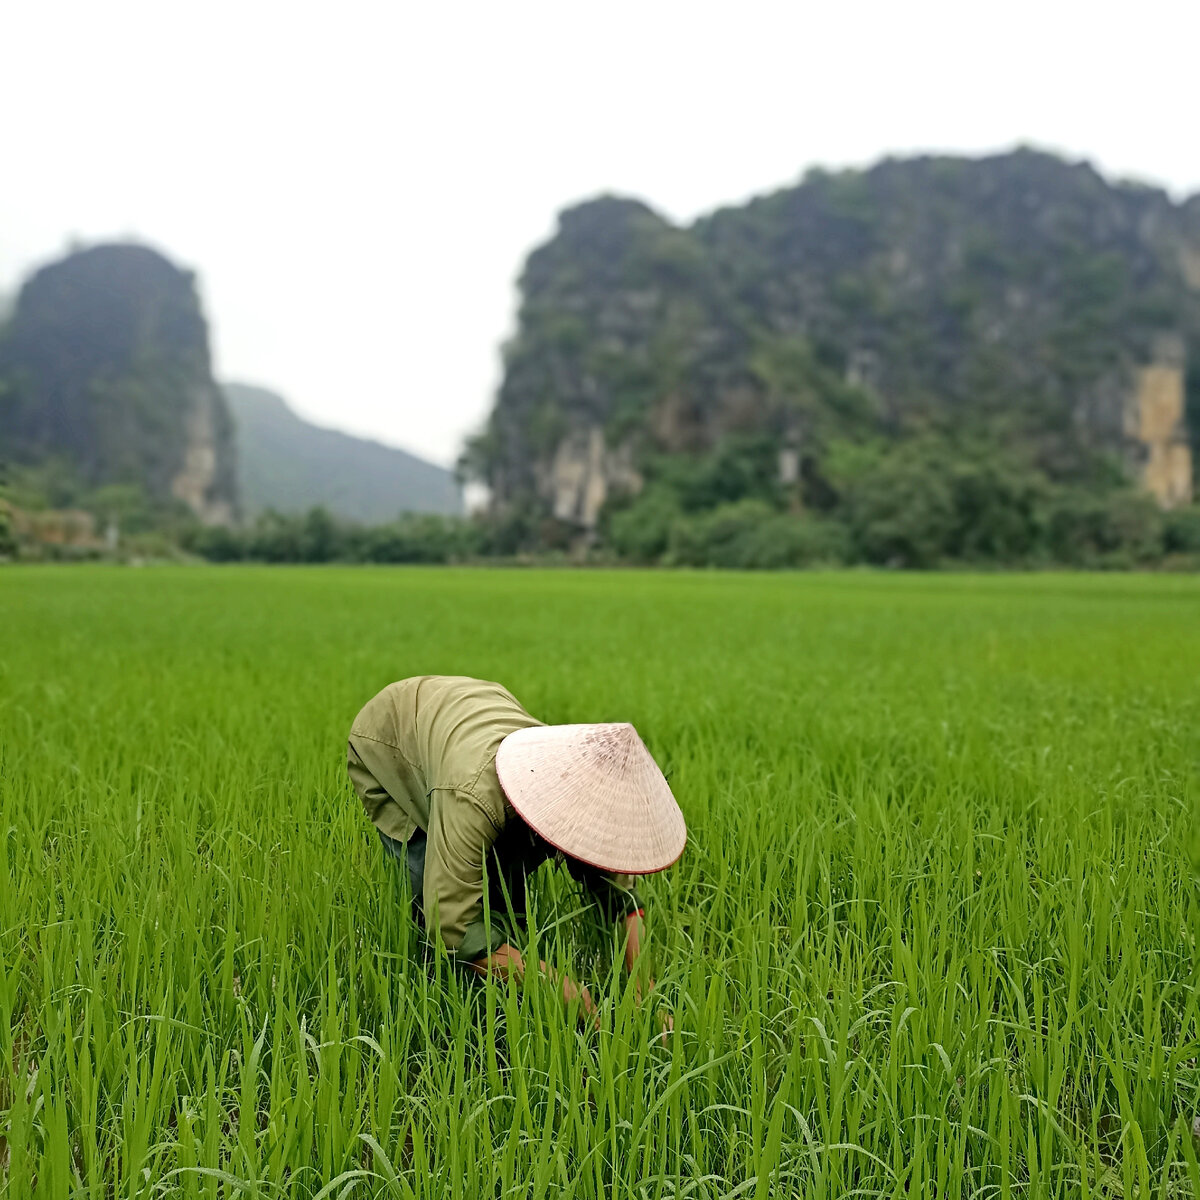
[5,432,1198,569]
[182,434,1199,570]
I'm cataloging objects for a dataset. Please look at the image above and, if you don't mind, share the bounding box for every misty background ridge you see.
[223,383,461,522]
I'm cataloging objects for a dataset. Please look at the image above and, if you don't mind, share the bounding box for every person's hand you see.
[659,1010,674,1046]
[632,977,672,1044]
[570,979,595,1018]
[472,947,599,1028]
[558,970,600,1028]
[633,976,656,1006]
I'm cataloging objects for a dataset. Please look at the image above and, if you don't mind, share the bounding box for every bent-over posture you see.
[346,675,686,1018]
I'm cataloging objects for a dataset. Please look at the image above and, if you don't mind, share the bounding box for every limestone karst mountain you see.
[0,243,238,524]
[0,244,459,529]
[471,149,1198,529]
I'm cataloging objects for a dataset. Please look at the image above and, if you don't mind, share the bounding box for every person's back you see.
[347,675,541,843]
[408,675,541,802]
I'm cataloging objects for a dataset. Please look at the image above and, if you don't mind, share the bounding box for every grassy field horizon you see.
[2,565,1197,1197]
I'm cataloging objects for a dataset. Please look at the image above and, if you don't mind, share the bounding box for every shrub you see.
[838,445,957,568]
[1043,489,1164,566]
[605,486,682,563]
[1163,505,1200,554]
[248,511,307,563]
[733,512,848,568]
[946,456,1049,562]
[0,504,17,558]
[651,435,783,512]
[667,500,776,567]
[182,524,246,562]
[356,514,481,564]
[666,501,847,569]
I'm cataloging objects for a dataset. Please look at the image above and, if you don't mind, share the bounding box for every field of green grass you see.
[1,566,1198,1198]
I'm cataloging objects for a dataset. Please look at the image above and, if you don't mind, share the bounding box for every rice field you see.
[1,564,1198,1198]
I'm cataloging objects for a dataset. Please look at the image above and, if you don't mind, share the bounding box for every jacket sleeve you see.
[346,735,418,844]
[422,788,509,964]
[346,740,392,825]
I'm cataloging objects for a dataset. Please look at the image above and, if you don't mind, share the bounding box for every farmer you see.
[346,675,686,1018]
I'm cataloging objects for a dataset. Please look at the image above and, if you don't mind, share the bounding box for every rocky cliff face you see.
[0,244,237,524]
[476,150,1198,525]
[1129,336,1191,508]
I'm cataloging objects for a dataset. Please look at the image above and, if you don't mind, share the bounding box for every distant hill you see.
[224,383,461,521]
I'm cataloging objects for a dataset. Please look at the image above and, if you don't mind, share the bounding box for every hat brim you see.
[496,722,686,875]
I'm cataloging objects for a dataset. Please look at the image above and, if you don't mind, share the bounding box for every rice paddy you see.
[1,565,1198,1198]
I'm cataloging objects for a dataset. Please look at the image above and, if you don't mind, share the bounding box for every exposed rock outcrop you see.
[535,425,641,528]
[1129,336,1192,508]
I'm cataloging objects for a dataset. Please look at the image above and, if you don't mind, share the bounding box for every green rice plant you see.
[0,566,1197,1197]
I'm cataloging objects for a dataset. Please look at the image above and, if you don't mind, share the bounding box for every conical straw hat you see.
[496,723,686,875]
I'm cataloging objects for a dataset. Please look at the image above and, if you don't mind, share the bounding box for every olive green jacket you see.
[347,676,640,963]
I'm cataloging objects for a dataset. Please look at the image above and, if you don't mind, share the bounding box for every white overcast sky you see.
[2,1,1198,468]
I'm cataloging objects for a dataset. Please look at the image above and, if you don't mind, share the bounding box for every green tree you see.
[945,453,1050,562]
[248,511,306,562]
[651,435,783,512]
[605,485,682,563]
[832,439,957,568]
[1042,489,1164,567]
[1163,505,1200,554]
[667,500,779,567]
[300,507,340,563]
[0,504,17,558]
[667,501,847,569]
[182,523,245,562]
